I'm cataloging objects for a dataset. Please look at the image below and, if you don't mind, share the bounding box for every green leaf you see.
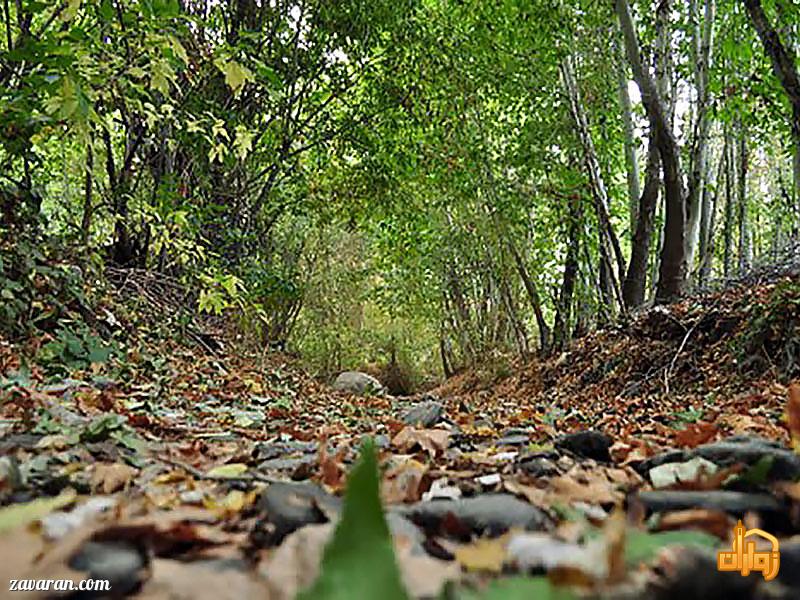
[461,577,572,599]
[206,463,249,478]
[0,489,77,534]
[81,414,126,442]
[215,58,254,95]
[625,530,719,566]
[299,438,408,600]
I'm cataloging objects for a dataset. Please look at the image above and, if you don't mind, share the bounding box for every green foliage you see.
[300,438,408,600]
[0,235,89,338]
[735,279,800,378]
[624,529,719,566]
[37,323,115,375]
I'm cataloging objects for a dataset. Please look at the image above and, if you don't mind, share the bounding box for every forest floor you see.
[1,270,800,599]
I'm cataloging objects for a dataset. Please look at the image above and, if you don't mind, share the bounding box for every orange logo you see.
[717,520,780,581]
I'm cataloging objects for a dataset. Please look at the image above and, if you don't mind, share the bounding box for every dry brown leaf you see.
[656,508,733,539]
[392,427,450,457]
[381,458,428,504]
[788,384,800,449]
[91,463,138,494]
[604,510,626,584]
[674,422,718,448]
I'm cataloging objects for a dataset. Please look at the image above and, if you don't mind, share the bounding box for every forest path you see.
[1,275,800,598]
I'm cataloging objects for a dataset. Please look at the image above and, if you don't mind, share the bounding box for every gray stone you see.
[397,493,552,535]
[69,541,147,596]
[402,401,444,428]
[637,436,800,482]
[253,482,341,546]
[332,371,385,395]
[637,490,783,515]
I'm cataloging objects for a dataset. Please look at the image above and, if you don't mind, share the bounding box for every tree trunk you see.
[616,0,687,302]
[743,0,800,220]
[723,127,735,279]
[737,124,750,275]
[685,0,716,273]
[553,193,582,350]
[623,139,660,307]
[80,138,93,247]
[616,30,641,232]
[507,238,550,353]
[561,54,626,310]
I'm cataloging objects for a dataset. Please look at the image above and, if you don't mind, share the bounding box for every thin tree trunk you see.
[80,138,93,247]
[723,127,735,279]
[553,193,582,349]
[685,0,716,273]
[507,238,550,353]
[698,141,724,285]
[743,0,800,227]
[616,30,641,232]
[623,139,660,307]
[737,124,750,274]
[616,0,687,302]
[561,54,626,310]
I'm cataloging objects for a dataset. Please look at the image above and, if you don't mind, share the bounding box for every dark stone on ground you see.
[518,455,560,478]
[496,428,532,446]
[397,493,552,536]
[69,541,147,596]
[251,440,317,462]
[252,482,341,546]
[642,546,759,600]
[402,401,445,428]
[636,436,800,482]
[555,430,612,462]
[637,490,783,515]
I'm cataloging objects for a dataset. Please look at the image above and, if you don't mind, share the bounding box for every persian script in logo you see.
[717,520,780,581]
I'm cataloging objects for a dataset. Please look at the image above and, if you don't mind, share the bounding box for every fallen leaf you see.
[453,536,508,573]
[392,427,450,457]
[382,458,428,504]
[205,463,248,478]
[0,489,77,534]
[674,422,718,448]
[91,462,138,494]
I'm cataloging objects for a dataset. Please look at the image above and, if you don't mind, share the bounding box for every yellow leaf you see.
[0,489,77,534]
[215,59,253,95]
[62,0,81,21]
[453,536,508,573]
[206,463,248,478]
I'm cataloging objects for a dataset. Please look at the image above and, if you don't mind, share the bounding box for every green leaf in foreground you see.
[0,489,77,534]
[625,529,719,565]
[459,576,574,600]
[299,438,408,600]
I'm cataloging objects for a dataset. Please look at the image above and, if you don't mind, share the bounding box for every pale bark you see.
[616,31,641,232]
[685,0,716,272]
[561,54,626,310]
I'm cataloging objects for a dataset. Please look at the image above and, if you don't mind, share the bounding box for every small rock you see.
[252,482,341,546]
[332,371,385,395]
[638,436,800,482]
[42,497,117,540]
[555,430,612,462]
[637,490,783,515]
[398,494,552,535]
[519,456,560,478]
[402,401,444,428]
[649,457,719,488]
[69,541,147,596]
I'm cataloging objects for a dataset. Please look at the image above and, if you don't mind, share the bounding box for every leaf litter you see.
[1,278,800,598]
